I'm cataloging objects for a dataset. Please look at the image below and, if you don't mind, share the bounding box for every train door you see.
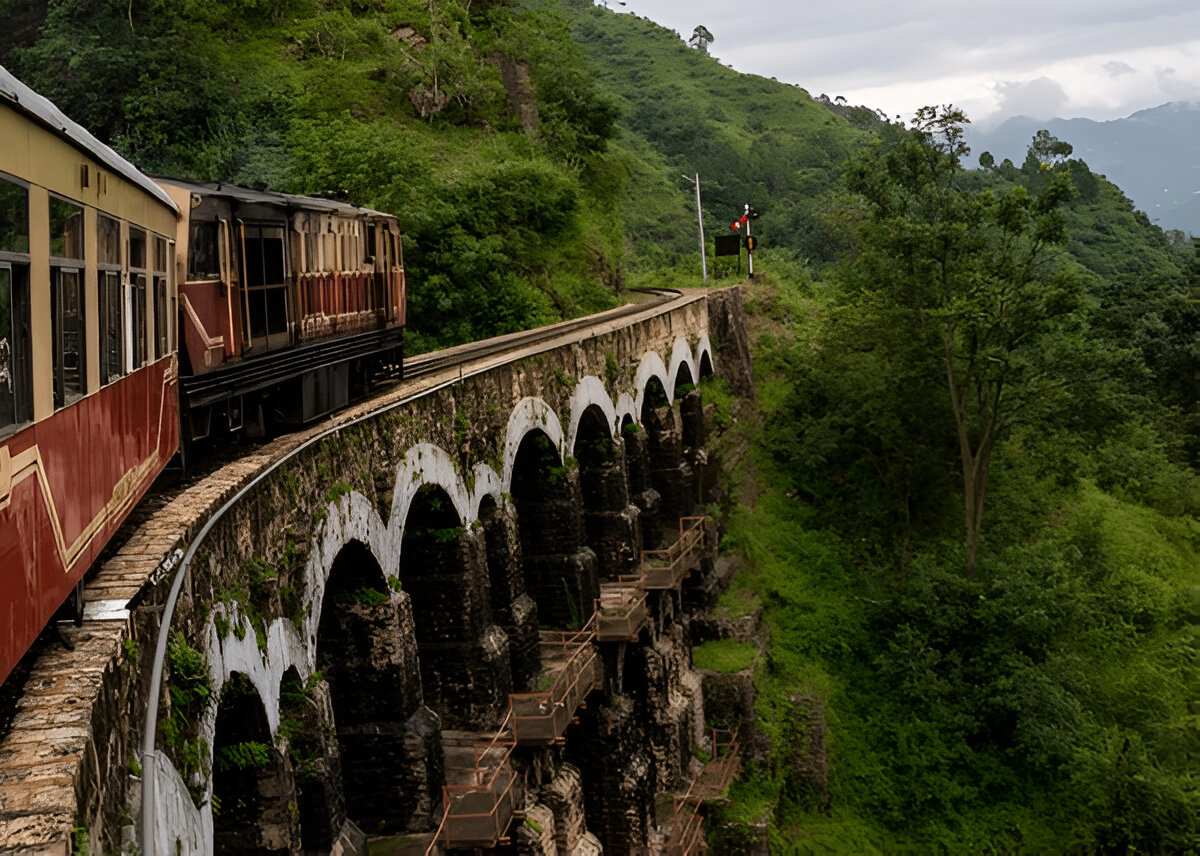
[239,222,291,352]
[216,216,241,359]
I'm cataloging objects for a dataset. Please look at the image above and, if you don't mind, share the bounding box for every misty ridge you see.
[968,101,1200,236]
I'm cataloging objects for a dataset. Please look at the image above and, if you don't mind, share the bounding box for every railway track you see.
[402,288,681,380]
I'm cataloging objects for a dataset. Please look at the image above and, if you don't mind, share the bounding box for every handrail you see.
[667,795,706,856]
[425,797,451,856]
[456,708,515,790]
[681,726,742,805]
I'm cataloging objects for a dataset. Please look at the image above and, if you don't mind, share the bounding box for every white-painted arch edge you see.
[151,334,714,853]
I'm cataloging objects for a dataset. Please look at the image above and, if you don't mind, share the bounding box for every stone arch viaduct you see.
[0,288,755,856]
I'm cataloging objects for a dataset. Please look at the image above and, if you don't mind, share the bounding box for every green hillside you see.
[1,0,637,350]
[559,0,876,264]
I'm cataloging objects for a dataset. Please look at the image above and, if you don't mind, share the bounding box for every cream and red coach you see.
[1,67,181,684]
[158,178,405,442]
[0,71,410,685]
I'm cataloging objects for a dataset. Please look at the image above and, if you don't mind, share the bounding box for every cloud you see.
[619,1,1200,123]
[992,76,1070,119]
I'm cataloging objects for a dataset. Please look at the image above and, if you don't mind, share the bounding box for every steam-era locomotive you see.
[0,67,407,685]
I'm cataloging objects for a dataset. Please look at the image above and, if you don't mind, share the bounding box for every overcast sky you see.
[600,0,1200,128]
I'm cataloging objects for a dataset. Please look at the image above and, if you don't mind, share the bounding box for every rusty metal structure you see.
[434,718,521,851]
[510,622,603,745]
[642,516,707,590]
[690,727,743,803]
[595,572,650,641]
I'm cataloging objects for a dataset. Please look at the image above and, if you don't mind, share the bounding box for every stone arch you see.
[674,359,703,455]
[399,484,511,729]
[306,490,394,651]
[574,403,639,582]
[667,337,697,399]
[205,603,281,734]
[694,334,714,379]
[477,492,541,690]
[503,396,565,493]
[315,539,439,834]
[392,442,471,535]
[468,462,503,522]
[211,671,298,854]
[633,351,671,416]
[567,376,618,457]
[639,373,694,534]
[615,390,639,430]
[510,427,597,630]
[673,358,695,392]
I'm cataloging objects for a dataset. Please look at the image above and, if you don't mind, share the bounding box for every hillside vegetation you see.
[559,0,877,266]
[4,2,1196,852]
[2,0,637,350]
[703,114,1198,850]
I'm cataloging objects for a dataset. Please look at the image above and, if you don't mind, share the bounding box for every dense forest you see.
[3,0,1195,851]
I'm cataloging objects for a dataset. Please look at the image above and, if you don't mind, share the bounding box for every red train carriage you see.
[1,67,181,685]
[156,179,405,442]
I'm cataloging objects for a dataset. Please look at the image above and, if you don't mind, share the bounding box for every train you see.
[0,66,407,685]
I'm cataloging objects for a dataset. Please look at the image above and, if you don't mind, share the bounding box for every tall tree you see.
[688,24,714,54]
[842,105,1079,576]
[1026,128,1073,167]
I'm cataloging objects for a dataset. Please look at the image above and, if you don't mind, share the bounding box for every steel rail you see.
[139,290,696,853]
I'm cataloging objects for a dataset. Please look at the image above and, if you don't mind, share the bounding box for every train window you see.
[188,221,220,280]
[98,216,123,384]
[0,263,33,435]
[51,267,85,408]
[303,232,317,273]
[243,225,290,350]
[97,216,119,264]
[99,270,123,384]
[48,197,83,261]
[0,177,29,254]
[153,237,168,359]
[243,225,286,287]
[154,235,168,273]
[128,274,146,371]
[129,229,147,371]
[129,227,147,270]
[0,177,31,433]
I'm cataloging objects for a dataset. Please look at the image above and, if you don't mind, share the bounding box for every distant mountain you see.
[969,102,1200,236]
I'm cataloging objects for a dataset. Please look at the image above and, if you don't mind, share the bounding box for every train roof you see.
[155,177,398,221]
[0,65,179,214]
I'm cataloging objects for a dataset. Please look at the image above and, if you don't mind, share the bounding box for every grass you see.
[714,585,761,620]
[692,639,758,674]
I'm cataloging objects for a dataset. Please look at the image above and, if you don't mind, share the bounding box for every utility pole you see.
[684,174,708,284]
